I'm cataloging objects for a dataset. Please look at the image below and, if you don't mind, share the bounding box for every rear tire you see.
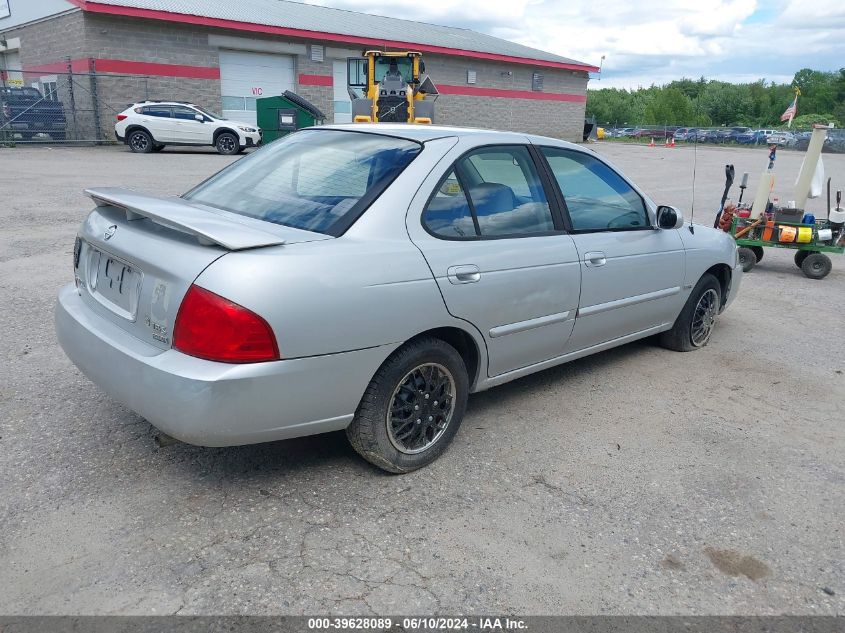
[659,273,722,352]
[215,132,239,155]
[347,338,469,473]
[801,253,832,280]
[737,247,757,272]
[127,129,153,153]
[794,250,813,267]
[751,246,764,262]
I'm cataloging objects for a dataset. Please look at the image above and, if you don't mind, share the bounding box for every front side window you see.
[173,106,201,121]
[184,130,421,235]
[423,146,554,239]
[541,147,649,231]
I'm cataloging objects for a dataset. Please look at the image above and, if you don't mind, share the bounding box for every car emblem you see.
[104,225,118,241]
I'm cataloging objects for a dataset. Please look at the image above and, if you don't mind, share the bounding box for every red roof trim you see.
[298,74,333,87]
[25,57,220,79]
[68,0,599,72]
[438,84,587,102]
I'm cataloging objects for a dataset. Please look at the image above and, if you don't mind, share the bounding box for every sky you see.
[304,0,845,89]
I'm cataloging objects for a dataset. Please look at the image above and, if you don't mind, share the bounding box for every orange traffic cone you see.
[664,137,670,147]
[669,136,676,148]
[649,138,655,148]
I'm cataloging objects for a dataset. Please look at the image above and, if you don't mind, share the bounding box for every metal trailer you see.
[732,216,844,280]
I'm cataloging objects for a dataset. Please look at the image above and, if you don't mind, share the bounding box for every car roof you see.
[318,123,582,149]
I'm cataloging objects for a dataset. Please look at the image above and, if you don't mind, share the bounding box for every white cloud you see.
[303,0,845,88]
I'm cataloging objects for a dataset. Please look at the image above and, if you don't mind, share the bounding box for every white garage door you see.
[219,50,294,126]
[1,49,23,86]
[332,60,352,124]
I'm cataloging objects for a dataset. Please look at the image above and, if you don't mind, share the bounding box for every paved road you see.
[0,142,842,615]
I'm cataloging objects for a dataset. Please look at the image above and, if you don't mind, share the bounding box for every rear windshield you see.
[184,129,421,236]
[1,87,43,99]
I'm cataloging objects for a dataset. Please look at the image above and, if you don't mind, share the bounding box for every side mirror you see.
[657,205,684,229]
[194,114,204,122]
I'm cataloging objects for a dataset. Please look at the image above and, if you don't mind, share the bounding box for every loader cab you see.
[347,51,436,125]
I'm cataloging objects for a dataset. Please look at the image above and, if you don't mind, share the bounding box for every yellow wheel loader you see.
[347,51,438,124]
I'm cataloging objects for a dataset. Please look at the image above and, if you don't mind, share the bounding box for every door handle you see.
[584,251,607,267]
[447,264,481,284]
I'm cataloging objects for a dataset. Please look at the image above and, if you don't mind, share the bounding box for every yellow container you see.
[796,226,813,243]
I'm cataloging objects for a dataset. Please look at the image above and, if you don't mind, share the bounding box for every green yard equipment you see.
[731,216,844,280]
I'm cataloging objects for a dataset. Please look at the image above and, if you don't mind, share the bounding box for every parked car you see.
[615,127,635,137]
[673,128,698,141]
[714,127,751,143]
[736,130,770,145]
[767,130,796,146]
[115,100,262,154]
[0,86,67,141]
[633,127,671,139]
[826,130,845,153]
[56,125,741,472]
[693,129,720,143]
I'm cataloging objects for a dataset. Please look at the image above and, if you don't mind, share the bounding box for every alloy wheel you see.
[691,288,719,347]
[386,363,456,455]
[130,133,148,151]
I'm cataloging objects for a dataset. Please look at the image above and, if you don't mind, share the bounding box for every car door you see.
[171,106,208,144]
[537,146,686,353]
[407,142,581,378]
[137,105,175,142]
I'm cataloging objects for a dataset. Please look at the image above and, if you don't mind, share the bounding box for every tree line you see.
[586,68,845,129]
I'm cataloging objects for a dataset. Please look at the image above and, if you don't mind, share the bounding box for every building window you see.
[467,70,477,84]
[41,79,58,101]
[532,72,544,92]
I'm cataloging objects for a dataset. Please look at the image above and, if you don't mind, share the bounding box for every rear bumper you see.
[56,284,395,446]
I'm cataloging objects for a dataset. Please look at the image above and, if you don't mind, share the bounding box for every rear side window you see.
[423,146,554,239]
[422,171,476,238]
[184,130,421,235]
[541,147,649,232]
[141,106,172,118]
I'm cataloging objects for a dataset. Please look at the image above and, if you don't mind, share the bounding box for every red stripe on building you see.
[25,58,219,79]
[24,59,91,73]
[438,84,587,102]
[298,74,333,86]
[94,59,220,79]
[67,0,599,73]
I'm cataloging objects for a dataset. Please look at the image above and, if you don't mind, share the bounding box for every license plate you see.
[89,249,142,319]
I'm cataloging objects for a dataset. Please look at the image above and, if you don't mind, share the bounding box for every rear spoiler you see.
[84,187,286,250]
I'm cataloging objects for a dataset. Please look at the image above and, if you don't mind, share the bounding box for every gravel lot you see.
[0,141,842,615]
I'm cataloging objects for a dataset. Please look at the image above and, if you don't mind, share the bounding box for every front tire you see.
[737,247,756,272]
[215,132,239,155]
[347,338,469,473]
[127,129,153,153]
[659,273,722,352]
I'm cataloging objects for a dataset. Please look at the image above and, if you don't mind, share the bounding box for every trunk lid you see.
[74,187,330,350]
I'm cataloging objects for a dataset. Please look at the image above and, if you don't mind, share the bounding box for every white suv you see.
[115,101,261,154]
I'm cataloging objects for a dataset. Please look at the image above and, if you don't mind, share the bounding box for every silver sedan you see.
[56,125,741,472]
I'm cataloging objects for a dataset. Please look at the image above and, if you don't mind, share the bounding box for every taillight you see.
[173,285,279,363]
[116,114,128,121]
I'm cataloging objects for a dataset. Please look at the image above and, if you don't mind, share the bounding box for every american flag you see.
[780,96,798,126]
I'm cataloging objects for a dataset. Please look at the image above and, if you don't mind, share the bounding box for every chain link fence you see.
[1,66,152,144]
[597,124,845,153]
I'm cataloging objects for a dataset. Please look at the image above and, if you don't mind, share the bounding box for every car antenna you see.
[688,135,698,234]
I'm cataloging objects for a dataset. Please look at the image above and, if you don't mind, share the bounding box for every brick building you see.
[0,0,597,141]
